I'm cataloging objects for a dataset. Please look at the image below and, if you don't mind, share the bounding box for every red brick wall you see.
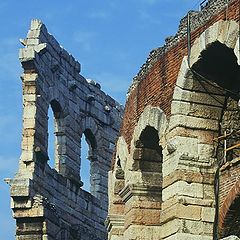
[121,0,239,151]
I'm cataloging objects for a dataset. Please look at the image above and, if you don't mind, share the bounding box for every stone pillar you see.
[120,184,162,240]
[106,169,125,240]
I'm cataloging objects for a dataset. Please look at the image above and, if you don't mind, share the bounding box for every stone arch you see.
[190,20,239,67]
[124,105,167,186]
[48,86,67,115]
[163,19,240,239]
[170,19,240,160]
[132,105,167,147]
[47,99,67,174]
[79,116,110,203]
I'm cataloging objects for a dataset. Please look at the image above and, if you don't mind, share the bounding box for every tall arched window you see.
[47,100,64,171]
[80,129,98,196]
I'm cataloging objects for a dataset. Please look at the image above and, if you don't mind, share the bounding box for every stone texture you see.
[8,19,123,240]
[108,1,240,239]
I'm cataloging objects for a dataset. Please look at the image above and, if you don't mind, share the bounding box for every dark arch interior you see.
[84,129,97,151]
[192,41,240,99]
[50,100,62,118]
[139,126,162,155]
[222,195,240,237]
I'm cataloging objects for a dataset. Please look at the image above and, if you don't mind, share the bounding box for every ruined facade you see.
[7,20,123,239]
[7,0,240,239]
[107,0,240,239]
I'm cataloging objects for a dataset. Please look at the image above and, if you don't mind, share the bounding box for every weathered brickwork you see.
[7,20,123,240]
[108,0,240,239]
[121,0,239,151]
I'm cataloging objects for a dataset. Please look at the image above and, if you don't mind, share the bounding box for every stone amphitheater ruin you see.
[7,0,240,239]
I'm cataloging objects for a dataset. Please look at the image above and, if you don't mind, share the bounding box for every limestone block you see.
[221,236,240,240]
[168,114,219,132]
[161,204,202,223]
[190,37,201,66]
[173,86,225,106]
[124,208,161,227]
[19,47,35,62]
[205,21,219,46]
[218,20,229,44]
[234,38,239,65]
[163,156,179,177]
[16,235,42,240]
[225,21,239,49]
[23,105,36,119]
[163,233,212,240]
[171,100,222,120]
[124,225,161,240]
[162,181,204,201]
[27,29,41,39]
[160,218,182,238]
[160,218,213,239]
[30,19,42,30]
[201,207,215,222]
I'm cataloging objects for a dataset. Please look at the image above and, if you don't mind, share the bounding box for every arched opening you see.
[48,107,55,168]
[80,135,91,192]
[192,40,240,100]
[190,40,240,237]
[127,126,163,229]
[47,100,64,171]
[133,126,163,174]
[191,41,240,164]
[80,129,98,195]
[221,195,240,238]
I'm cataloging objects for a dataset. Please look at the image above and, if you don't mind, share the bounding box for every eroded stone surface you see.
[9,19,123,240]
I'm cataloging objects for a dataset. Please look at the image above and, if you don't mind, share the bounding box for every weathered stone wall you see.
[108,0,240,239]
[8,20,123,240]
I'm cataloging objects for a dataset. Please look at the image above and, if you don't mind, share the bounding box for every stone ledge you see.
[119,184,162,203]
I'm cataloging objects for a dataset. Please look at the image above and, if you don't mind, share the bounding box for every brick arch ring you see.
[219,179,240,231]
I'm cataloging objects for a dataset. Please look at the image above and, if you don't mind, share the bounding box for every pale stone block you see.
[190,37,200,66]
[168,114,219,132]
[199,31,206,54]
[171,100,222,120]
[161,204,202,223]
[31,19,42,30]
[160,218,182,238]
[23,105,36,119]
[174,56,190,88]
[221,236,240,240]
[26,38,39,45]
[201,207,215,222]
[162,156,179,177]
[234,38,240,65]
[173,86,225,106]
[19,47,35,61]
[205,21,219,46]
[217,20,229,44]
[162,181,204,201]
[225,20,239,49]
[124,225,161,240]
[163,233,212,240]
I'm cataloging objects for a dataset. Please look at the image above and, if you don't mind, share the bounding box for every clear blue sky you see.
[0,0,202,239]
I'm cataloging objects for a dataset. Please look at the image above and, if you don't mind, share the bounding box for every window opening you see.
[80,135,91,192]
[47,100,63,170]
[80,129,97,193]
[48,106,55,169]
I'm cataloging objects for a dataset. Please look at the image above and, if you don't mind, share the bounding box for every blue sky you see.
[0,0,202,239]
